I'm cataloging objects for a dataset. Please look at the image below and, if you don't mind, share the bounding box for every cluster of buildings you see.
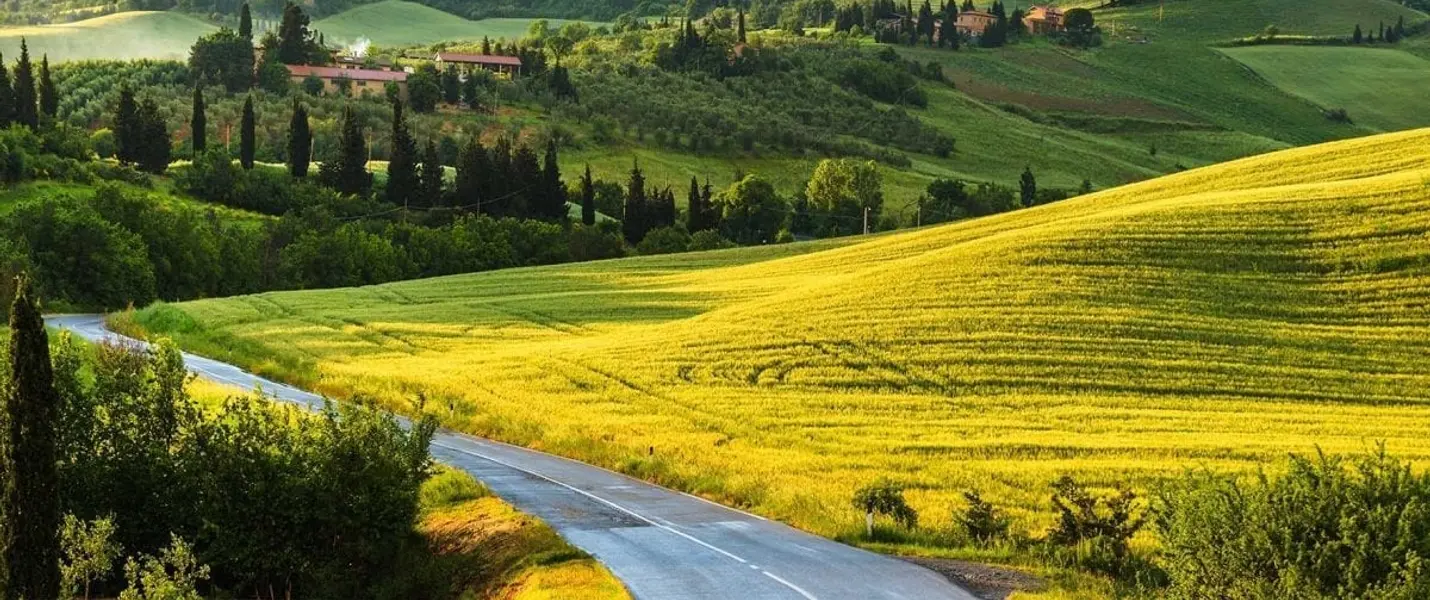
[882,4,1065,41]
[283,51,524,99]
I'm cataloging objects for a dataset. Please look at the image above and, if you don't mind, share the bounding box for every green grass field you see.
[126,128,1430,557]
[313,0,602,47]
[0,11,214,62]
[1219,45,1430,132]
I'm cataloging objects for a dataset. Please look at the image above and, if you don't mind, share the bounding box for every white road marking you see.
[763,571,819,600]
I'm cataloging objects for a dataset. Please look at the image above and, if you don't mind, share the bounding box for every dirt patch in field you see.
[902,557,1043,600]
[945,67,1191,121]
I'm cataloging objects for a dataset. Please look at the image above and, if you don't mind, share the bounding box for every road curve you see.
[47,314,975,600]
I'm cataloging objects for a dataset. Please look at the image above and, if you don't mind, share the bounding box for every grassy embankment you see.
[121,127,1430,573]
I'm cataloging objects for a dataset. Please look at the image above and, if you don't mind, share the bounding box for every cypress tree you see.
[137,98,170,174]
[510,144,540,218]
[488,136,513,210]
[13,39,36,130]
[2,274,62,600]
[37,55,54,122]
[239,2,253,39]
[1353,24,1362,44]
[386,98,419,211]
[455,137,488,210]
[580,164,595,226]
[114,85,139,165]
[1019,166,1036,206]
[0,53,14,127]
[686,176,703,232]
[287,99,310,178]
[622,160,646,244]
[278,2,313,65]
[191,86,207,154]
[540,139,564,221]
[419,139,443,208]
[323,104,370,196]
[239,95,256,169]
[738,8,747,43]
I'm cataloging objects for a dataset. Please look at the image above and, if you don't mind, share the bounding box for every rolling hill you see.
[0,11,214,62]
[127,127,1430,541]
[312,0,601,47]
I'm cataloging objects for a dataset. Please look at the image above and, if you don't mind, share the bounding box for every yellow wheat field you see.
[133,128,1430,541]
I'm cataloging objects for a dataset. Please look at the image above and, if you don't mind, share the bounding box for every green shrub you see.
[636,225,692,255]
[853,478,918,532]
[687,229,734,251]
[1155,448,1430,598]
[958,490,1009,545]
[1046,475,1145,579]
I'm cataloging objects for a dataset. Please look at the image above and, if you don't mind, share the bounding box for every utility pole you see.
[863,206,870,234]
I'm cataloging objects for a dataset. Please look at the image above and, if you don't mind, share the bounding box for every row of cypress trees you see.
[0,39,59,130]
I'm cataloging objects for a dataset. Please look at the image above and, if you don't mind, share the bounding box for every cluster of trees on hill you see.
[1352,17,1408,43]
[0,282,443,598]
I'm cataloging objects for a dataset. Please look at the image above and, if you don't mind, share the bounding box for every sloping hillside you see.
[130,122,1430,540]
[312,0,600,47]
[0,11,214,61]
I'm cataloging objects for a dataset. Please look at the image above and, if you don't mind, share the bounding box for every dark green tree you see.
[385,98,418,210]
[288,99,310,178]
[1353,24,1363,43]
[622,160,647,244]
[137,98,170,174]
[239,2,253,39]
[509,144,541,218]
[441,65,460,105]
[320,105,371,196]
[917,0,935,45]
[455,137,489,210]
[580,164,595,226]
[2,274,62,600]
[1019,166,1036,206]
[278,2,314,65]
[419,139,443,208]
[13,39,36,130]
[538,139,565,221]
[738,7,747,42]
[37,55,54,121]
[0,53,12,127]
[114,85,140,165]
[407,65,441,113]
[190,86,206,154]
[190,28,256,93]
[239,95,256,170]
[686,176,704,232]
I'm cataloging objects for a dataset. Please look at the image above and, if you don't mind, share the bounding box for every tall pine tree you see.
[321,105,371,196]
[137,98,170,174]
[510,144,541,218]
[288,99,310,178]
[191,86,206,154]
[580,164,595,226]
[0,53,14,127]
[13,39,37,130]
[239,2,253,39]
[539,139,565,221]
[455,137,489,211]
[278,2,313,65]
[386,98,419,210]
[1019,166,1036,206]
[686,176,703,232]
[419,139,443,208]
[37,55,54,122]
[114,85,140,165]
[239,95,256,169]
[2,274,62,600]
[622,160,647,244]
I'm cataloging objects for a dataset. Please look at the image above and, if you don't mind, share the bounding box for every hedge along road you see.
[47,314,975,600]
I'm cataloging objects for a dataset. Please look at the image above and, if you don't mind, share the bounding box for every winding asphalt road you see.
[47,314,974,600]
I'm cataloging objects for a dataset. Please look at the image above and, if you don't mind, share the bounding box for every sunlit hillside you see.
[130,127,1430,539]
[312,0,601,47]
[0,11,214,62]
